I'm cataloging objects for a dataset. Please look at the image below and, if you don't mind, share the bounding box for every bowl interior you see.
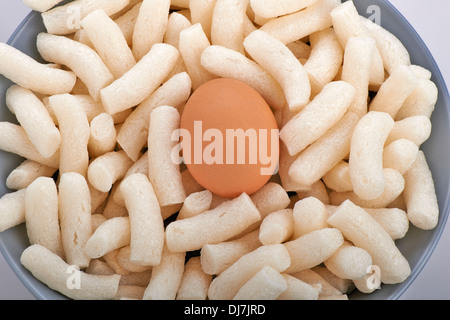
[0,0,449,300]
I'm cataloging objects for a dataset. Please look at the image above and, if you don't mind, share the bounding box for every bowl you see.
[1,0,449,300]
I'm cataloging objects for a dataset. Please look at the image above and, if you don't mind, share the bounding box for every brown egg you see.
[180,78,280,199]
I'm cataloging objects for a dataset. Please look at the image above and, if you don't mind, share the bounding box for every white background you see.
[0,0,450,300]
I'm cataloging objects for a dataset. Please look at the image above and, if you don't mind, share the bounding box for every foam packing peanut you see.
[25,177,64,258]
[232,266,287,300]
[58,173,92,268]
[49,94,90,176]
[201,45,286,110]
[327,200,411,284]
[284,228,344,273]
[349,111,395,201]
[244,29,311,112]
[85,217,131,259]
[120,173,164,266]
[259,0,340,45]
[21,244,121,300]
[288,111,359,187]
[100,43,179,114]
[117,72,191,162]
[81,9,136,78]
[330,168,405,209]
[200,230,261,276]
[323,241,372,281]
[132,0,170,61]
[0,43,76,95]
[404,151,439,230]
[258,209,294,245]
[292,197,329,239]
[42,0,130,35]
[211,0,249,54]
[0,122,60,168]
[166,193,261,252]
[147,106,186,206]
[37,33,114,102]
[281,81,355,157]
[277,274,320,300]
[6,85,61,159]
[88,150,134,193]
[207,244,291,300]
[330,0,385,87]
[0,189,27,232]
